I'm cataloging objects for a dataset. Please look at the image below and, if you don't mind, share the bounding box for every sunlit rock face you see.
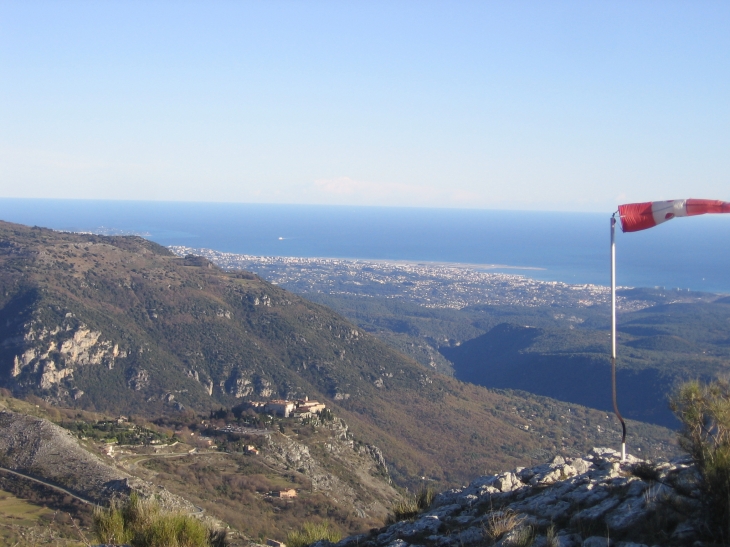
[8,321,122,392]
[326,447,705,547]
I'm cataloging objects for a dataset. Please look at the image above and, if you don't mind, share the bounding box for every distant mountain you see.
[0,220,677,488]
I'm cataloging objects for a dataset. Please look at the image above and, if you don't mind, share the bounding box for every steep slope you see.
[0,393,399,540]
[441,323,678,427]
[0,405,196,513]
[0,220,677,488]
[125,416,399,539]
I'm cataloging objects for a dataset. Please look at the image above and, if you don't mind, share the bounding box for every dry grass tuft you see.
[484,510,523,541]
[545,524,559,547]
[387,486,436,524]
[507,524,535,547]
[481,510,535,546]
[93,492,225,547]
[286,521,342,547]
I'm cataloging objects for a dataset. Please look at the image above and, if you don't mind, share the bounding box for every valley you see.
[175,247,730,429]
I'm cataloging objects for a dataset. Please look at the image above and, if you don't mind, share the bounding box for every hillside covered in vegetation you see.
[304,291,730,429]
[0,220,677,490]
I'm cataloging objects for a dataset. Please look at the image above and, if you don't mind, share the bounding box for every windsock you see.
[618,199,730,233]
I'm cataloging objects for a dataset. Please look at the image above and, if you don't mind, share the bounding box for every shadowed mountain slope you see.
[441,300,730,429]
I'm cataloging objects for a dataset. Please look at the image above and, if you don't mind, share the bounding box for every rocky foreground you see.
[322,448,707,547]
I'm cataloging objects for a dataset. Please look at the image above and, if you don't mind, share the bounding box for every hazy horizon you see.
[2,2,729,212]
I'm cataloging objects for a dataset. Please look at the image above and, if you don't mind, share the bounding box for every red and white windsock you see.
[618,199,730,233]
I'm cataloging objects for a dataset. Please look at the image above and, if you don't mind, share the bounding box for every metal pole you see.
[611,214,626,461]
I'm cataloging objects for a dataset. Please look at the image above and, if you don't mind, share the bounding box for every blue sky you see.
[1,1,728,211]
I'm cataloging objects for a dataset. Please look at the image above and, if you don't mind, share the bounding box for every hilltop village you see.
[204,397,329,439]
[244,397,327,419]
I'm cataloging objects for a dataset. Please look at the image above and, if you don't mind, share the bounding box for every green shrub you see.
[416,486,435,510]
[285,520,342,547]
[387,486,435,524]
[94,499,132,545]
[93,492,225,547]
[670,378,730,540]
[630,461,660,482]
[122,493,160,535]
[141,512,210,547]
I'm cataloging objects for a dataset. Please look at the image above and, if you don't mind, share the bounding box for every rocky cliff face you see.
[8,318,123,394]
[327,448,706,547]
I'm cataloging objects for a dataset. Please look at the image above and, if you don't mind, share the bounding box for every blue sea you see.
[1,198,729,294]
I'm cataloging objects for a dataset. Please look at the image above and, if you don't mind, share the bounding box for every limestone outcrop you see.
[7,320,124,393]
[324,448,707,547]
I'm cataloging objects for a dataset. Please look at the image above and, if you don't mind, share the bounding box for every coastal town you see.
[170,246,669,312]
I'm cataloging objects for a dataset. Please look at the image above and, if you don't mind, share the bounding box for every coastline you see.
[169,246,549,276]
[346,258,547,272]
[1,199,729,293]
[169,246,724,314]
